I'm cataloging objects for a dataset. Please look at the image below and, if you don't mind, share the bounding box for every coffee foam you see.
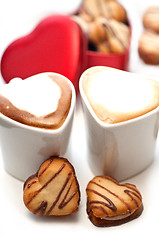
[0,73,72,129]
[82,67,159,123]
[0,75,61,117]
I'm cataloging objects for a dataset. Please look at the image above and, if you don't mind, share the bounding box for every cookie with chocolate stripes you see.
[23,157,80,216]
[89,17,130,54]
[82,0,127,23]
[86,176,143,227]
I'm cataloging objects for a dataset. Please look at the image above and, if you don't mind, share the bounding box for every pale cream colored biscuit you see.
[97,41,110,53]
[89,18,108,44]
[106,1,127,22]
[88,17,130,54]
[78,9,94,23]
[138,31,159,65]
[143,6,159,33]
[72,15,90,35]
[82,0,127,22]
[23,156,80,216]
[86,176,143,227]
[97,18,130,53]
[106,18,130,53]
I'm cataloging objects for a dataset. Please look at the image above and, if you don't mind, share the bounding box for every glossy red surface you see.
[87,48,130,71]
[0,14,130,90]
[1,15,87,90]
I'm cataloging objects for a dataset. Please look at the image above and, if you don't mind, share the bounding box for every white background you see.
[0,0,159,239]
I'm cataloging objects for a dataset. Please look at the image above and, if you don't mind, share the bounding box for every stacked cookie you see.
[72,0,130,54]
[86,176,143,227]
[138,7,159,64]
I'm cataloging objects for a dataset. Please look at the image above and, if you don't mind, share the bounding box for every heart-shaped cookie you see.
[1,15,87,90]
[23,156,80,216]
[86,176,143,227]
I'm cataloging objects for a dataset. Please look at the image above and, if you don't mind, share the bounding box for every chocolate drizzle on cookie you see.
[86,188,117,212]
[45,170,75,215]
[102,22,126,49]
[33,201,48,215]
[23,157,80,216]
[25,162,66,207]
[86,175,143,227]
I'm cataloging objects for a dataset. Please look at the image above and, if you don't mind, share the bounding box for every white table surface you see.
[0,0,159,239]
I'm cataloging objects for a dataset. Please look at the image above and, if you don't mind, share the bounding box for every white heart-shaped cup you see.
[0,72,76,181]
[79,66,159,180]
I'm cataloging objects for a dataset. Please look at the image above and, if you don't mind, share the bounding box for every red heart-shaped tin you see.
[1,15,87,90]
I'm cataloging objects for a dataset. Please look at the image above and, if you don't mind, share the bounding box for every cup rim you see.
[79,66,159,128]
[0,72,76,134]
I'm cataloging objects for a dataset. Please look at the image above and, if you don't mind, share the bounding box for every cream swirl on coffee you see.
[0,72,72,129]
[0,75,61,117]
[82,67,159,123]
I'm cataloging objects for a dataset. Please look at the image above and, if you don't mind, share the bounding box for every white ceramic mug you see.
[0,73,76,181]
[79,66,159,181]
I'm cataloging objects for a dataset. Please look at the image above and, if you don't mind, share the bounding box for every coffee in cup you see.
[0,72,76,180]
[82,66,159,124]
[0,72,72,129]
[79,66,159,180]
